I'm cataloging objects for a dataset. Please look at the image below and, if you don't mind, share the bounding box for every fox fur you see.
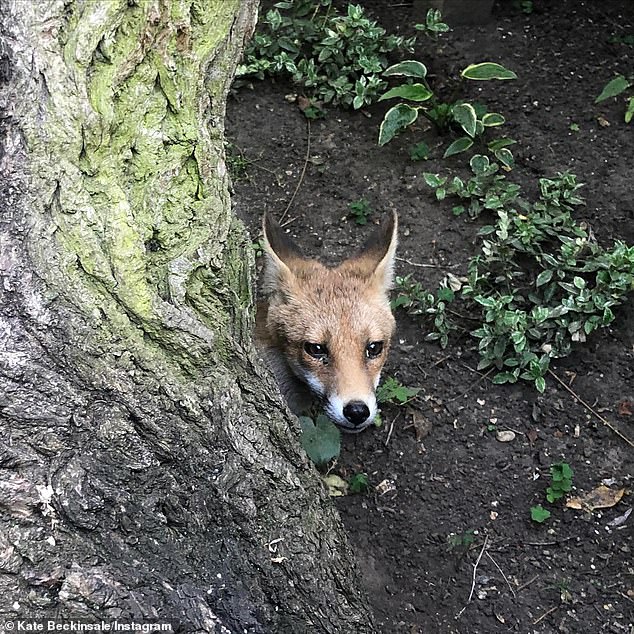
[255,213,398,432]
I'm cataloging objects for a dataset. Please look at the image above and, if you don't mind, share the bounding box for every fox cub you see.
[256,213,398,432]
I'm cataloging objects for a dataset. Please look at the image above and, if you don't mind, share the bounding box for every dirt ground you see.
[227,1,634,631]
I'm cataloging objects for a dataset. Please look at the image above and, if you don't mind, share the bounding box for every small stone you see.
[496,430,516,443]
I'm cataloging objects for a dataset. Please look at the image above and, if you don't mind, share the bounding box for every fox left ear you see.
[260,214,302,295]
[348,212,398,292]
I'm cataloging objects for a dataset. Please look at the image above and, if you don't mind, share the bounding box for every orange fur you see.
[256,214,398,432]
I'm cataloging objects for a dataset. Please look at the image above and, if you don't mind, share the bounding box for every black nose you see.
[343,401,371,427]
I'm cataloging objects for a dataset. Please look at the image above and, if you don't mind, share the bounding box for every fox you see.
[255,212,398,433]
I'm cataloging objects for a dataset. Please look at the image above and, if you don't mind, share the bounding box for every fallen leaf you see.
[617,399,632,417]
[597,115,610,127]
[407,407,432,440]
[566,485,625,511]
[323,474,348,497]
[526,429,539,443]
[297,95,310,110]
[375,478,396,496]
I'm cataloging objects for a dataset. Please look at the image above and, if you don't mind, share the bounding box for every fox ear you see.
[261,214,302,294]
[349,212,398,291]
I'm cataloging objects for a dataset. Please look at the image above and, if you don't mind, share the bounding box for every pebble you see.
[496,430,516,442]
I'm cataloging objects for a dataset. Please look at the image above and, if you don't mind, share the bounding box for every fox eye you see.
[366,341,384,359]
[304,342,328,360]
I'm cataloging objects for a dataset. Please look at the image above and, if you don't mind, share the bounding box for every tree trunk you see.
[0,2,375,632]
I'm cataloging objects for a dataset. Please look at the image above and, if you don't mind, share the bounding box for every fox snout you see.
[256,212,398,433]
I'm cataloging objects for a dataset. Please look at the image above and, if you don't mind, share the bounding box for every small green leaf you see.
[443,136,473,157]
[595,75,632,103]
[535,376,546,393]
[410,141,431,161]
[378,104,419,146]
[379,84,433,102]
[383,60,428,79]
[482,112,506,126]
[300,415,341,466]
[625,96,634,123]
[470,154,490,174]
[461,62,518,81]
[437,287,455,302]
[488,137,517,151]
[452,102,478,137]
[349,473,370,494]
[531,505,551,523]
[423,172,446,188]
[495,147,515,168]
[536,270,553,287]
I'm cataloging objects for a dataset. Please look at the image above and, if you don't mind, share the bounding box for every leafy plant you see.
[530,463,574,523]
[595,74,634,123]
[378,60,517,164]
[414,8,449,38]
[349,472,370,493]
[401,155,634,392]
[530,504,551,523]
[546,463,574,503]
[392,275,457,348]
[251,238,265,258]
[348,198,373,225]
[410,140,431,161]
[376,376,419,404]
[298,414,341,466]
[447,528,476,551]
[225,141,250,180]
[237,1,415,111]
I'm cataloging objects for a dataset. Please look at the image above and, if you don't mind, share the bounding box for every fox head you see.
[260,213,398,432]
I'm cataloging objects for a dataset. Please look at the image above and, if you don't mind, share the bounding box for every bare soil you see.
[227,1,634,631]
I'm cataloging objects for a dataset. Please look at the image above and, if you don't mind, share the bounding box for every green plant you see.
[414,8,449,38]
[298,414,341,466]
[349,472,370,493]
[546,462,574,503]
[378,60,517,164]
[406,155,634,392]
[595,75,634,123]
[225,141,250,180]
[530,463,573,523]
[251,238,265,258]
[237,1,415,111]
[530,504,551,523]
[608,33,634,47]
[392,275,457,348]
[376,376,419,404]
[348,198,373,225]
[447,529,475,551]
[410,140,431,161]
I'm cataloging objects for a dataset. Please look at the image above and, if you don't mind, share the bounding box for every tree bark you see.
[0,2,375,632]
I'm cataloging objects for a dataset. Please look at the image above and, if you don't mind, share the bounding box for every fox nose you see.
[343,401,371,427]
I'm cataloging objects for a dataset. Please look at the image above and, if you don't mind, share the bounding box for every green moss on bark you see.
[28,0,252,367]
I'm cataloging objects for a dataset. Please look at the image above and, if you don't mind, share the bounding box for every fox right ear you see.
[261,214,301,294]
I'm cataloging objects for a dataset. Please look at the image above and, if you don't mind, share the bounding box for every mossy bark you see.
[0,2,375,632]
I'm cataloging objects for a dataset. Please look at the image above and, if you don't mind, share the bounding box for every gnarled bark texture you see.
[0,2,375,632]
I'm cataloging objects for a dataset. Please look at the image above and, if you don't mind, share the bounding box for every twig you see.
[395,256,456,269]
[279,119,311,223]
[548,369,634,448]
[517,574,539,592]
[485,552,516,598]
[446,368,493,404]
[533,605,558,625]
[280,216,297,228]
[456,533,489,618]
[384,413,400,447]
